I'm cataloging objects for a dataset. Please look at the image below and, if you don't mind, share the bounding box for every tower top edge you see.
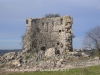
[26,15,72,20]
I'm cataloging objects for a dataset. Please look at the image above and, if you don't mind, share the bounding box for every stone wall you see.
[23,15,73,54]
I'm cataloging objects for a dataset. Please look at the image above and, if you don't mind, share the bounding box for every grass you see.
[2,65,100,75]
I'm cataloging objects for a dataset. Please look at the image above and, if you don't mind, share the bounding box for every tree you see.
[44,13,60,18]
[83,26,100,56]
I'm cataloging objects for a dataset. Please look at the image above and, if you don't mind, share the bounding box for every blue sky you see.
[0,0,100,49]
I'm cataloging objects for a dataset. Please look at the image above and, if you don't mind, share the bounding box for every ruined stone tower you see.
[23,15,73,54]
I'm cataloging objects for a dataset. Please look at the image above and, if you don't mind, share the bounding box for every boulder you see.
[2,52,16,60]
[45,48,55,57]
[56,59,64,67]
[81,52,89,58]
[11,60,21,67]
[56,61,61,67]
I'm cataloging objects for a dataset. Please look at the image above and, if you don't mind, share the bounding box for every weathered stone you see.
[2,52,16,60]
[45,48,55,57]
[11,60,21,67]
[56,59,64,67]
[56,61,61,67]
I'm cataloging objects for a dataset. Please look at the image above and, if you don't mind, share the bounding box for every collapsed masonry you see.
[23,15,73,54]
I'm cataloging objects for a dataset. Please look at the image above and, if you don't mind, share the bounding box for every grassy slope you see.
[2,65,100,75]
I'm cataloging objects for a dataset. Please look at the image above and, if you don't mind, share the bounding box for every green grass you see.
[2,65,100,75]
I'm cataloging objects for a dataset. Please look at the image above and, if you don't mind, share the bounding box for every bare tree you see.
[83,26,100,56]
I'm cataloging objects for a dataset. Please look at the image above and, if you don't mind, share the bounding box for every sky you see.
[0,0,100,49]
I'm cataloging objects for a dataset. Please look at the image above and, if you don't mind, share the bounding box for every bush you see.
[44,13,60,18]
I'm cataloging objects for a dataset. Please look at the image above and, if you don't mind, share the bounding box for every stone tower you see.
[23,15,73,54]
